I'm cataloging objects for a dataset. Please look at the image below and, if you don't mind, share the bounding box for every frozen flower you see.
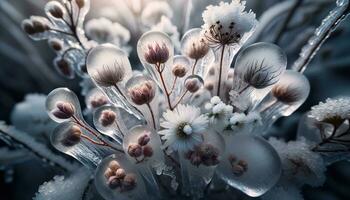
[202,0,257,46]
[205,96,233,131]
[272,85,303,105]
[229,112,248,131]
[85,18,130,46]
[52,101,75,119]
[309,97,350,127]
[159,104,208,152]
[269,138,326,187]
[246,111,262,125]
[128,80,156,105]
[46,2,64,19]
[185,77,202,93]
[141,1,173,27]
[172,64,187,77]
[99,110,116,127]
[183,37,209,60]
[229,90,251,112]
[48,38,63,52]
[91,61,126,87]
[144,42,169,65]
[61,125,82,147]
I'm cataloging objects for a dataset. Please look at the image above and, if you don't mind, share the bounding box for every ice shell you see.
[46,87,83,123]
[216,134,281,197]
[95,154,148,200]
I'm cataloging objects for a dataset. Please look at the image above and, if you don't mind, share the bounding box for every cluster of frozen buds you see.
[21,0,350,199]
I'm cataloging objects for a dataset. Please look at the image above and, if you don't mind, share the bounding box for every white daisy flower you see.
[201,0,257,46]
[159,104,208,152]
[309,97,350,126]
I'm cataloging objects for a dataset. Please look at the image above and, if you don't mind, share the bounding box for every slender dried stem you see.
[191,59,198,75]
[146,103,157,130]
[156,63,173,110]
[217,45,225,96]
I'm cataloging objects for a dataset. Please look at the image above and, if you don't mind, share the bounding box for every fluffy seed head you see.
[272,85,302,104]
[92,62,126,87]
[144,42,169,65]
[185,38,209,60]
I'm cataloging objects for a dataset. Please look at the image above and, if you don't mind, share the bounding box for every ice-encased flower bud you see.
[127,143,142,157]
[49,38,63,51]
[75,0,85,9]
[108,160,121,171]
[142,145,153,157]
[172,64,187,77]
[185,38,209,60]
[185,75,203,93]
[138,133,151,146]
[52,101,75,119]
[144,42,169,65]
[48,3,64,19]
[99,109,116,127]
[128,81,155,105]
[122,173,137,191]
[60,125,81,146]
[115,168,126,179]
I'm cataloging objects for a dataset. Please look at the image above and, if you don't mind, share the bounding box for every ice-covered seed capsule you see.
[122,173,137,191]
[115,168,126,179]
[185,75,204,93]
[99,110,116,127]
[52,101,75,119]
[75,0,85,8]
[60,125,81,147]
[142,145,153,157]
[128,80,156,105]
[172,64,187,77]
[138,134,150,146]
[181,28,209,60]
[108,160,121,171]
[47,2,64,19]
[48,39,63,51]
[127,144,142,158]
[54,57,74,79]
[233,42,287,90]
[104,168,115,179]
[144,42,169,65]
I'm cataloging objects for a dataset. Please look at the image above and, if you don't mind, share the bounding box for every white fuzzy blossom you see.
[269,137,326,187]
[141,1,173,27]
[159,104,208,152]
[205,96,233,131]
[85,18,130,47]
[201,0,257,45]
[10,94,56,141]
[309,97,350,122]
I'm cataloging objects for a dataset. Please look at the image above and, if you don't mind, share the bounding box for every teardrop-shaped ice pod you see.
[86,44,143,119]
[231,42,287,111]
[85,87,109,111]
[178,129,225,199]
[51,121,110,169]
[44,1,70,32]
[170,55,191,98]
[46,87,83,123]
[137,31,175,109]
[122,125,164,198]
[216,134,281,197]
[177,75,204,106]
[95,154,148,200]
[93,105,129,145]
[253,70,310,134]
[125,75,160,130]
[181,28,212,77]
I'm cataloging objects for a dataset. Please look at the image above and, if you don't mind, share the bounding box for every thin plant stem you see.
[146,103,157,130]
[191,59,199,75]
[173,90,189,108]
[156,63,173,110]
[217,45,225,96]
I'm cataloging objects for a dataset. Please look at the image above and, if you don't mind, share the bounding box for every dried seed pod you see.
[115,168,126,179]
[60,125,82,146]
[52,101,75,119]
[172,64,187,77]
[127,143,142,158]
[142,145,153,157]
[108,160,121,171]
[137,133,151,146]
[99,110,116,127]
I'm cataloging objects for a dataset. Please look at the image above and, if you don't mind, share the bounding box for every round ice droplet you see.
[233,42,287,90]
[184,75,204,93]
[51,122,104,168]
[216,134,281,197]
[46,87,83,123]
[137,31,174,91]
[95,154,148,200]
[86,44,132,87]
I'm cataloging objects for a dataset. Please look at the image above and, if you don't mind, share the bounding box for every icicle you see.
[292,0,350,73]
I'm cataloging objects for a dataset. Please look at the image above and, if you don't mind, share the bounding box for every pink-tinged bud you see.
[122,173,137,191]
[128,81,155,105]
[90,95,108,108]
[61,125,81,146]
[115,168,126,179]
[52,101,75,119]
[108,160,121,171]
[75,0,85,8]
[104,168,115,179]
[127,143,142,157]
[144,43,169,65]
[108,176,121,189]
[99,110,116,127]
[137,133,150,146]
[185,38,209,60]
[142,145,153,157]
[185,78,201,93]
[172,64,187,77]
